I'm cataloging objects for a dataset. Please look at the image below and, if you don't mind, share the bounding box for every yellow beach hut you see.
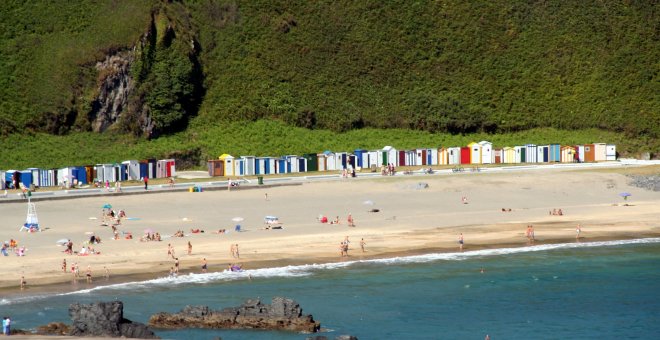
[468,142,481,164]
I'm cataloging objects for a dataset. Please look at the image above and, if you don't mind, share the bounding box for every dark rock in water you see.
[306,336,329,340]
[335,335,359,340]
[36,322,70,335]
[69,301,159,338]
[149,297,320,333]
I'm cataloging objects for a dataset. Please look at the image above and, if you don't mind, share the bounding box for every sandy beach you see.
[1,166,658,293]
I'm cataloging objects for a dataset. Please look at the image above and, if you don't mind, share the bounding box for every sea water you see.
[2,238,660,340]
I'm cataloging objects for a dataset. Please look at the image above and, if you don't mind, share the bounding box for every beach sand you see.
[1,166,658,293]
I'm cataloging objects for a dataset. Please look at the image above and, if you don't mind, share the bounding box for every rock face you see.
[149,297,320,333]
[90,50,135,132]
[69,301,158,339]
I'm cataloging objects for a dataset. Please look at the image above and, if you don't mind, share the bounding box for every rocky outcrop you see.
[90,50,135,132]
[148,297,320,333]
[68,301,159,339]
[36,322,70,336]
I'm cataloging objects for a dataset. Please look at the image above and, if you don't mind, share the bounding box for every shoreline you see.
[1,166,658,299]
[3,231,659,299]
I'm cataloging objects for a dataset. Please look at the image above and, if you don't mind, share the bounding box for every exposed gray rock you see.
[69,301,158,338]
[149,297,320,333]
[334,336,359,340]
[90,50,135,132]
[627,175,660,191]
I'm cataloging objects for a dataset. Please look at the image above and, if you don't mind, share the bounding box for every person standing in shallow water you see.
[458,233,464,251]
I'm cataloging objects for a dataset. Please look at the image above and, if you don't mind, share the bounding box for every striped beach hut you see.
[240,156,256,176]
[525,144,538,163]
[122,160,140,180]
[576,145,585,163]
[537,145,549,163]
[437,148,449,165]
[549,144,561,162]
[561,146,576,163]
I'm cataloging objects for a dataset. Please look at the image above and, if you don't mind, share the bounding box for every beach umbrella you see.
[102,203,112,209]
[619,192,632,201]
[232,217,244,222]
[56,238,69,245]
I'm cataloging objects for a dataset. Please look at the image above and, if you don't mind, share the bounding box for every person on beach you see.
[62,259,67,273]
[86,266,92,283]
[347,213,355,227]
[264,193,269,201]
[104,266,110,279]
[576,224,582,240]
[143,176,148,190]
[188,241,192,255]
[202,258,207,273]
[360,238,366,252]
[461,196,468,204]
[234,244,240,258]
[458,233,464,251]
[169,267,175,277]
[20,275,26,290]
[167,243,173,259]
[174,258,179,274]
[3,316,10,335]
[230,244,236,258]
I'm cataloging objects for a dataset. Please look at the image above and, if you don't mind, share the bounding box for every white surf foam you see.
[2,237,659,306]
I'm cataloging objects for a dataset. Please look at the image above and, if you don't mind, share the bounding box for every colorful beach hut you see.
[448,147,461,165]
[460,147,471,165]
[561,146,576,163]
[122,160,140,180]
[537,145,549,163]
[207,160,224,176]
[502,147,515,164]
[240,156,256,176]
[468,142,481,164]
[549,144,561,162]
[437,148,449,165]
[303,153,318,172]
[218,154,235,176]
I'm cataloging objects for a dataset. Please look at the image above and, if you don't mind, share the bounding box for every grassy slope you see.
[0,0,658,169]
[0,120,634,169]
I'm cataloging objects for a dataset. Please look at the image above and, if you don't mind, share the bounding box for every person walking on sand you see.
[264,193,269,201]
[202,258,207,273]
[20,275,26,290]
[188,241,192,255]
[174,258,180,274]
[62,259,67,273]
[347,213,355,227]
[360,238,366,252]
[230,244,236,258]
[576,224,582,240]
[458,233,464,251]
[104,266,110,279]
[234,244,240,258]
[143,176,148,190]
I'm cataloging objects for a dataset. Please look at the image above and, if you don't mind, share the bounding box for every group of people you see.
[2,316,11,335]
[525,225,536,243]
[320,214,355,227]
[549,208,564,216]
[1,239,22,256]
[381,163,396,176]
[339,236,350,257]
[140,232,162,242]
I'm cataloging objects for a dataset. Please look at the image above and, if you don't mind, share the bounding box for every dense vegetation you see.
[0,0,658,168]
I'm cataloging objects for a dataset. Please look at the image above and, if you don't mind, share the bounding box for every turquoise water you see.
[2,239,660,339]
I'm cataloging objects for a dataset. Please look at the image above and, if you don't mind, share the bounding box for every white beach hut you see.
[447,147,461,165]
[525,144,538,163]
[606,144,616,161]
[594,143,607,161]
[479,141,493,164]
[382,146,398,166]
[122,160,140,180]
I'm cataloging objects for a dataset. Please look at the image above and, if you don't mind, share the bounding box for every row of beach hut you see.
[2,159,176,190]
[208,142,616,177]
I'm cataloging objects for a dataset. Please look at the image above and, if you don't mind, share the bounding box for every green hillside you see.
[0,0,658,168]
